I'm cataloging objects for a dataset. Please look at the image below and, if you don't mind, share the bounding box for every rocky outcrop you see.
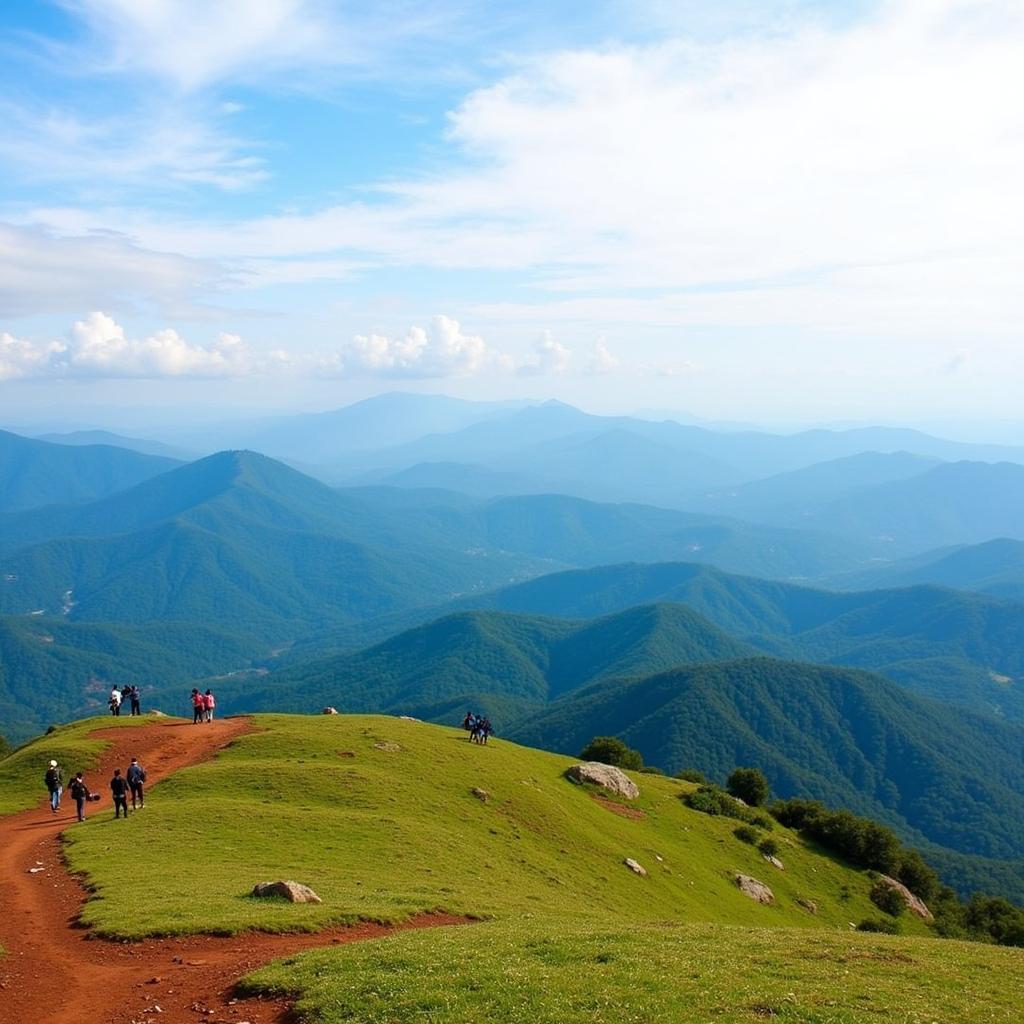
[763,854,785,870]
[471,787,490,802]
[735,874,774,905]
[565,763,640,800]
[322,707,339,715]
[251,881,322,904]
[877,874,934,921]
[624,858,648,877]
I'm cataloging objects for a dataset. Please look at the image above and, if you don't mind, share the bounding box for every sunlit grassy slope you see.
[241,919,1024,1024]
[59,714,926,939]
[0,714,153,816]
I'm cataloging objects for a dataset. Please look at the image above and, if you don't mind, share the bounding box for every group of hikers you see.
[461,710,494,744]
[44,756,147,822]
[108,684,142,716]
[190,688,217,723]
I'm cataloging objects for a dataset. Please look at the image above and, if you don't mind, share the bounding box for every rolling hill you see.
[0,614,258,743]
[831,538,1024,602]
[510,657,1024,894]
[0,429,181,514]
[212,603,757,719]
[455,561,1024,721]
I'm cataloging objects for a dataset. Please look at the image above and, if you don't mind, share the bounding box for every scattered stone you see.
[146,977,161,985]
[322,706,339,715]
[565,762,640,800]
[877,874,934,920]
[398,715,422,722]
[148,710,168,718]
[28,867,45,874]
[373,740,402,752]
[735,874,775,905]
[251,880,322,904]
[624,858,648,877]
[763,854,785,870]
[796,897,818,915]
[471,787,490,802]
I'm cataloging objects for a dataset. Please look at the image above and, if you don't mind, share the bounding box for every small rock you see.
[624,858,647,877]
[251,880,322,904]
[148,710,168,718]
[373,740,402,752]
[565,762,640,800]
[471,787,490,802]
[763,854,785,870]
[796,897,818,915]
[398,715,421,722]
[735,873,774,905]
[28,867,45,874]
[322,706,339,715]
[146,977,161,984]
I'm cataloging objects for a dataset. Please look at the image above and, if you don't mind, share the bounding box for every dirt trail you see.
[0,718,466,1024]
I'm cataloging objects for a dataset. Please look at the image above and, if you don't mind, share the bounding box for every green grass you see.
[240,918,1024,1024]
[60,714,926,939]
[0,714,155,816]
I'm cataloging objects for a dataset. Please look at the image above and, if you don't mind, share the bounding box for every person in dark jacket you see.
[44,759,62,813]
[129,684,142,716]
[69,772,89,822]
[110,769,129,818]
[126,757,146,809]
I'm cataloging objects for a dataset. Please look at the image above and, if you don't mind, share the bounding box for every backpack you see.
[45,767,60,789]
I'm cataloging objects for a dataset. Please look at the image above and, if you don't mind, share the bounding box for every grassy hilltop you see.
[6,714,1024,1022]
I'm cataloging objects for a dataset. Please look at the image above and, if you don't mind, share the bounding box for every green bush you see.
[870,880,906,917]
[758,838,780,859]
[964,896,1024,948]
[857,917,900,935]
[733,825,759,845]
[675,768,706,784]
[749,814,774,831]
[727,767,770,807]
[578,736,643,771]
[684,785,752,822]
[638,765,665,776]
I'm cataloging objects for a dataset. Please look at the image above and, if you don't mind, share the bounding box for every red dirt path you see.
[0,718,467,1024]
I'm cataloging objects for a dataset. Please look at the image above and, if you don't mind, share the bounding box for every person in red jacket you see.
[203,689,216,723]
[191,688,205,724]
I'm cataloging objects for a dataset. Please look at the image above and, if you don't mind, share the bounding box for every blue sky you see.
[1,0,1021,430]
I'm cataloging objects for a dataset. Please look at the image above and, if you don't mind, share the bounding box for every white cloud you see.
[0,223,222,318]
[518,331,571,376]
[586,338,620,374]
[0,312,258,380]
[321,315,496,379]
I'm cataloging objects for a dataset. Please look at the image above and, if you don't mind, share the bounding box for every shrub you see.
[749,814,774,831]
[734,825,759,845]
[684,785,752,822]
[579,736,643,771]
[639,765,665,775]
[758,838,780,859]
[870,880,906,917]
[856,918,900,935]
[964,895,1024,948]
[675,768,706,784]
[727,767,770,807]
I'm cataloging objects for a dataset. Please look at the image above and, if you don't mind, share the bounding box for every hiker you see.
[129,684,142,717]
[127,757,146,810]
[462,710,475,732]
[203,689,216,723]
[191,688,204,724]
[44,759,62,813]
[69,772,89,822]
[109,686,122,717]
[110,769,129,818]
[480,718,493,745]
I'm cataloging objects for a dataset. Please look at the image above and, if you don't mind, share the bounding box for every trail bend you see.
[0,717,465,1024]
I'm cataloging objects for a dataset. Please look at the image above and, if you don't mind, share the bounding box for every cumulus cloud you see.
[321,316,496,379]
[0,312,257,380]
[586,338,620,374]
[518,331,571,376]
